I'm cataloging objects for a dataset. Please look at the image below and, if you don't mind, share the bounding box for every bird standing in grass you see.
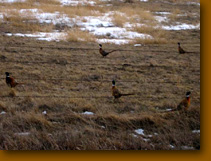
[111,80,134,99]
[178,42,186,54]
[161,91,191,113]
[176,91,191,111]
[99,44,116,57]
[5,72,23,88]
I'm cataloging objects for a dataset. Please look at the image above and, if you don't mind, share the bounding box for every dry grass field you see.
[0,0,200,150]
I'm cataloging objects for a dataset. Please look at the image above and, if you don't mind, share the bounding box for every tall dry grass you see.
[2,10,54,32]
[112,12,128,27]
[65,28,96,42]
[134,25,168,44]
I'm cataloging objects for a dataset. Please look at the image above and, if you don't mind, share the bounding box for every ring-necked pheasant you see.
[178,42,186,54]
[164,91,191,112]
[99,44,116,57]
[111,80,134,99]
[5,72,23,88]
[176,91,191,111]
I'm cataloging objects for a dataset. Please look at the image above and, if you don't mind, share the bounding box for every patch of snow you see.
[143,138,150,142]
[81,111,94,115]
[162,23,200,30]
[0,0,26,3]
[124,22,145,28]
[77,16,114,28]
[131,134,138,138]
[2,8,154,44]
[135,129,145,135]
[97,38,131,45]
[187,2,200,6]
[18,9,74,27]
[0,111,6,115]
[169,144,175,149]
[181,146,194,150]
[42,111,47,115]
[6,31,67,42]
[99,0,112,1]
[134,128,157,138]
[192,130,200,134]
[140,0,148,2]
[165,108,172,111]
[155,16,168,23]
[0,13,3,20]
[101,126,105,129]
[58,0,96,6]
[155,12,171,15]
[14,132,30,136]
[88,26,152,39]
[177,13,188,17]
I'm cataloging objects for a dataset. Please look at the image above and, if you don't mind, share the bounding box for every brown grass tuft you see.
[65,29,96,42]
[134,25,168,44]
[9,89,16,97]
[112,12,128,27]
[0,101,7,111]
[3,12,54,32]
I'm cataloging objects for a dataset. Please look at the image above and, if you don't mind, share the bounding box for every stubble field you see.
[0,0,200,150]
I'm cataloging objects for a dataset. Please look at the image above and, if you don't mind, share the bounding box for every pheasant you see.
[5,72,23,88]
[176,91,191,111]
[164,91,191,113]
[99,44,116,57]
[111,80,134,99]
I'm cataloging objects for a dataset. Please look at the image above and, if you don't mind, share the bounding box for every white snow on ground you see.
[77,15,114,30]
[88,26,153,39]
[81,111,94,115]
[3,9,152,44]
[181,146,194,150]
[192,130,200,134]
[134,44,142,47]
[135,129,145,135]
[0,13,3,19]
[0,111,6,115]
[133,129,155,142]
[140,0,148,2]
[6,31,67,41]
[134,129,155,137]
[154,12,171,15]
[187,2,200,6]
[155,15,169,23]
[0,0,25,3]
[1,1,200,44]
[18,9,74,27]
[97,39,131,45]
[42,111,47,115]
[143,138,150,142]
[14,132,31,136]
[58,0,96,6]
[169,144,175,149]
[162,23,200,30]
[76,12,153,43]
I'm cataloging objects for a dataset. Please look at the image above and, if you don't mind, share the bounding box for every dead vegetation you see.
[0,0,200,150]
[65,28,96,42]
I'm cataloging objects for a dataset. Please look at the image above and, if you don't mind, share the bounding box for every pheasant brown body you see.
[178,42,186,54]
[5,72,21,88]
[99,44,116,57]
[177,96,190,111]
[111,80,134,99]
